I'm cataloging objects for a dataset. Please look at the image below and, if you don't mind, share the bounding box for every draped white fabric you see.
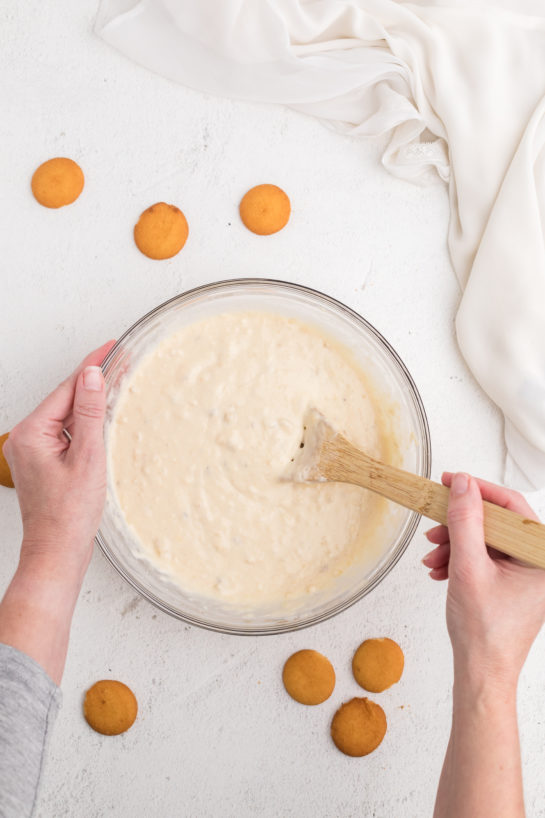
[96,0,545,488]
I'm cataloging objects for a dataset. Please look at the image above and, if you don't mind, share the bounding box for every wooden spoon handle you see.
[326,438,545,570]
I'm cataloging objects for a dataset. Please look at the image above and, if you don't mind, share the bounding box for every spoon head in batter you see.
[285,408,336,483]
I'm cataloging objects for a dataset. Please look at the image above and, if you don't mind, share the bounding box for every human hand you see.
[3,341,115,580]
[422,472,545,689]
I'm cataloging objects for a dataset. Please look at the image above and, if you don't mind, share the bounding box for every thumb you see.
[68,366,106,460]
[446,473,488,576]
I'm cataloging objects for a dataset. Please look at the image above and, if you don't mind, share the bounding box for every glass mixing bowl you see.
[97,279,431,634]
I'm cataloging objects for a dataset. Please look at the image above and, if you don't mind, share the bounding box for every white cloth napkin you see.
[96,0,545,488]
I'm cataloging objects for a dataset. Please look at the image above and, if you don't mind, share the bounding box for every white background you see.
[1,2,545,816]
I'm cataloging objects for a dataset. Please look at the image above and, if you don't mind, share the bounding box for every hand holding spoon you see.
[291,411,545,570]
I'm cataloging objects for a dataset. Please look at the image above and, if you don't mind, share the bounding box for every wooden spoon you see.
[293,412,545,570]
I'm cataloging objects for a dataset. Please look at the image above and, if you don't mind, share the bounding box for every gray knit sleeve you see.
[0,643,61,818]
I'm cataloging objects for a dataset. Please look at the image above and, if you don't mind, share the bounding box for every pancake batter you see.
[108,311,395,605]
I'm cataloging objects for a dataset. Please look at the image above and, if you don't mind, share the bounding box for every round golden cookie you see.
[0,433,14,488]
[83,680,138,736]
[239,184,290,235]
[31,157,84,208]
[331,697,387,757]
[352,637,404,693]
[282,649,335,705]
[134,202,189,260]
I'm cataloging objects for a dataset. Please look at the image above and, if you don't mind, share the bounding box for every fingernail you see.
[83,366,103,392]
[421,550,434,564]
[451,472,469,496]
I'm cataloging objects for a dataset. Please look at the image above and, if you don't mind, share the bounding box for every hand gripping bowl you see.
[98,279,431,635]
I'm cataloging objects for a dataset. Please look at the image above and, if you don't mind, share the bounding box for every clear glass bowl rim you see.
[96,277,432,635]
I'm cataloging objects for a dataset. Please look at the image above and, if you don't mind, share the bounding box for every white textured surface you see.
[1,2,544,816]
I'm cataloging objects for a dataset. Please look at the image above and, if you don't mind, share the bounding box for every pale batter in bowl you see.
[108,311,398,605]
[98,278,430,633]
